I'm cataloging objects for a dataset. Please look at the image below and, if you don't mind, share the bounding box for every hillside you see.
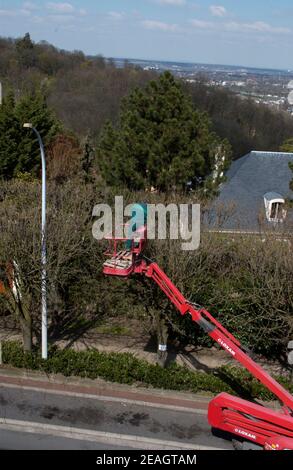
[1,34,293,158]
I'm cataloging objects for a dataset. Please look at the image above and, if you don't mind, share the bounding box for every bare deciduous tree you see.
[0,179,101,351]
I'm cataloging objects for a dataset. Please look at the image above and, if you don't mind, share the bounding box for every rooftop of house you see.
[208,151,293,231]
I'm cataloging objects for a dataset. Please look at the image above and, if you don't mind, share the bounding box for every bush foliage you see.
[0,182,292,357]
[2,341,292,401]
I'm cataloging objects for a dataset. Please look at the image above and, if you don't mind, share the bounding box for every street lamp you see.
[23,123,47,360]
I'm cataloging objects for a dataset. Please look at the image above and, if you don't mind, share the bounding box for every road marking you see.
[0,418,223,450]
[0,382,206,415]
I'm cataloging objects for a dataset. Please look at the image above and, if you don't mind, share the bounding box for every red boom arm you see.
[135,260,293,413]
[102,239,293,449]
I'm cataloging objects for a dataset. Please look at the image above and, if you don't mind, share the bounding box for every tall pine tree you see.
[97,72,231,192]
[0,91,20,177]
[15,32,36,69]
[0,90,60,179]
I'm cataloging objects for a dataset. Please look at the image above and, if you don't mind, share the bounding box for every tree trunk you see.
[19,313,32,352]
[155,311,169,368]
[5,289,33,352]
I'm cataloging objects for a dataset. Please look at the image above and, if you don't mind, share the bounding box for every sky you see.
[1,1,293,70]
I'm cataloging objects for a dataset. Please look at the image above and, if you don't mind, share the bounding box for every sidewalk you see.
[0,366,210,414]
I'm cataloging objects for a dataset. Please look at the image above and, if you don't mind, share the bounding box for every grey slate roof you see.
[209,151,293,231]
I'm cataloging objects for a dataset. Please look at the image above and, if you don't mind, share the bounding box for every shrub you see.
[2,341,292,401]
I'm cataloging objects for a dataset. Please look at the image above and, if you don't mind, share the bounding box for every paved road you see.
[0,383,233,450]
[0,429,132,450]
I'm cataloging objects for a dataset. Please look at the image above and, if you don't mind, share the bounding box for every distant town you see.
[114,58,293,115]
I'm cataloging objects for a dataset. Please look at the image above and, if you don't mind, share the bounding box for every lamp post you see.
[23,123,47,360]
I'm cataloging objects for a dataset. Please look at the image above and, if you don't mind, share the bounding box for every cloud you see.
[0,8,30,17]
[108,11,126,21]
[46,3,86,17]
[19,9,31,17]
[190,19,214,29]
[23,1,39,10]
[48,14,75,23]
[224,21,291,34]
[209,5,227,17]
[46,3,75,14]
[190,18,291,35]
[142,20,179,32]
[45,2,88,25]
[31,15,44,23]
[156,0,186,5]
[0,9,18,17]
[0,2,88,28]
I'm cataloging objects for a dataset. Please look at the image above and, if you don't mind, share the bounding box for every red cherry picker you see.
[102,220,293,451]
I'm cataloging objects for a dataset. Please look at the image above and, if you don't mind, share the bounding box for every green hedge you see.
[2,341,292,401]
